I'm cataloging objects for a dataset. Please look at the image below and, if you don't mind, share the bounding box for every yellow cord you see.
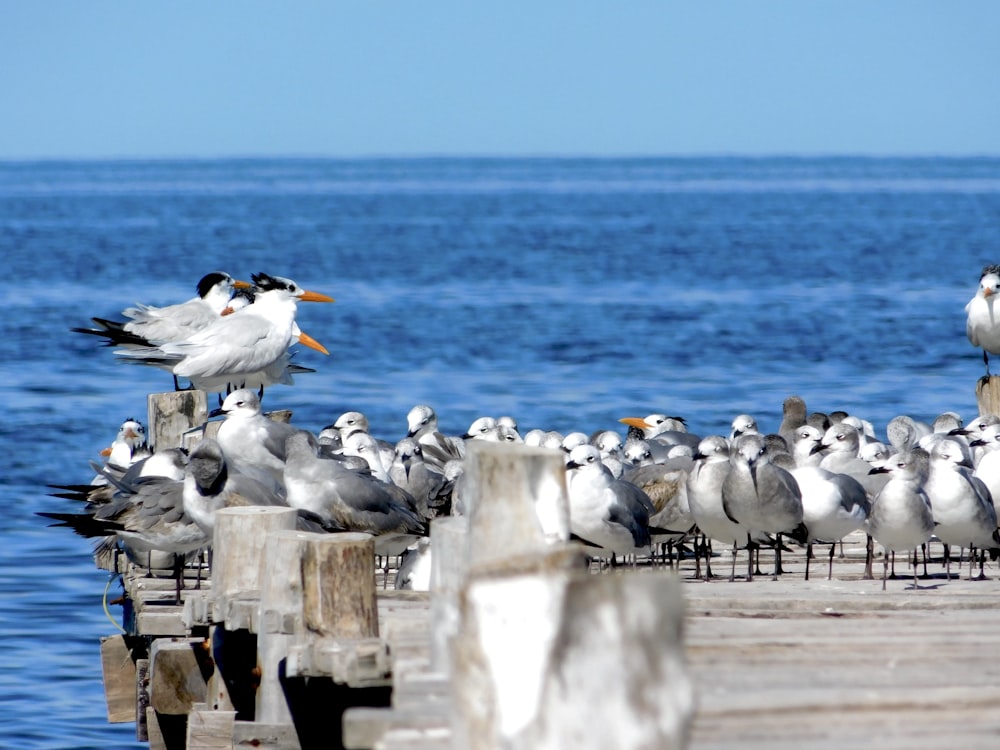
[103,574,126,634]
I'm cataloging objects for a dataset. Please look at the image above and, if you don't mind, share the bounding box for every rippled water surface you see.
[2,156,999,747]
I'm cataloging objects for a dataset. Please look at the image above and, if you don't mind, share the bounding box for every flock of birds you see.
[38,265,1000,594]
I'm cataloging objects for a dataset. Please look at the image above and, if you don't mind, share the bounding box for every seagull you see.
[565,444,654,561]
[778,395,809,445]
[404,404,465,470]
[40,469,208,600]
[114,272,333,393]
[182,438,337,536]
[965,264,1000,378]
[335,411,396,470]
[282,432,426,557]
[212,388,307,493]
[722,433,808,581]
[389,437,450,518]
[729,414,759,441]
[867,449,935,590]
[924,438,1000,578]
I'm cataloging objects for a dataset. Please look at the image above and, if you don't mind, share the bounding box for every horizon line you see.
[3,151,1000,164]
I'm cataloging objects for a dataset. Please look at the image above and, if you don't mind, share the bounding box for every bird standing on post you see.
[965,264,1000,379]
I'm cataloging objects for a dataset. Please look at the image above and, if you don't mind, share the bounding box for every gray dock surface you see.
[354,531,1000,750]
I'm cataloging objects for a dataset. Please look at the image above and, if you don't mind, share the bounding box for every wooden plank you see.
[186,704,236,750]
[149,638,210,715]
[101,634,136,723]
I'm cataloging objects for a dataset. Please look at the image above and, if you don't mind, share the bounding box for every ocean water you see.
[2,156,999,747]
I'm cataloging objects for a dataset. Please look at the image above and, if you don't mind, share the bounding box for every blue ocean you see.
[2,157,999,747]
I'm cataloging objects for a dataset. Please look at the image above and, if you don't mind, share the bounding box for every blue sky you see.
[2,1,998,158]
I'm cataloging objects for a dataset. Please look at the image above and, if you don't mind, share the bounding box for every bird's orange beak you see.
[985,288,994,299]
[297,330,330,355]
[299,289,335,303]
[233,280,252,289]
[618,417,649,429]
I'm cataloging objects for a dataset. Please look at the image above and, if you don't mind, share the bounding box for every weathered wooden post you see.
[212,506,300,626]
[463,441,571,568]
[256,530,381,727]
[975,377,1000,416]
[428,516,469,674]
[148,390,208,452]
[450,559,693,750]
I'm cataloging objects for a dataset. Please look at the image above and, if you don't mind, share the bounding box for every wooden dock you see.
[90,391,1000,749]
[98,529,1000,750]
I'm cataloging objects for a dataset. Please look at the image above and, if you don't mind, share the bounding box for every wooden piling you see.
[148,390,208,452]
[211,506,299,627]
[975,375,1000,416]
[450,555,692,750]
[463,442,570,571]
[428,517,468,674]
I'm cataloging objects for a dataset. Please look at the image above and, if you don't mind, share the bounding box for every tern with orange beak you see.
[965,264,1000,378]
[115,272,334,393]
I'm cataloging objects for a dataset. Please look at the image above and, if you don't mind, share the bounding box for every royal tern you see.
[115,272,333,393]
[867,449,935,590]
[722,433,808,581]
[965,264,1000,377]
[619,414,701,451]
[99,418,150,470]
[73,272,249,348]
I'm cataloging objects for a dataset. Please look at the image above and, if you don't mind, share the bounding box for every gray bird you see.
[722,433,808,581]
[868,449,935,590]
[283,432,426,557]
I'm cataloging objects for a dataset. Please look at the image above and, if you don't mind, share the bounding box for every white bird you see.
[565,444,654,561]
[818,423,889,497]
[867,449,935,590]
[115,272,333,393]
[722,433,808,581]
[591,430,626,479]
[965,264,1000,377]
[729,414,759,441]
[972,423,1000,512]
[619,414,701,451]
[924,438,1000,578]
[212,388,306,493]
[335,411,397,470]
[405,404,465,470]
[95,417,150,477]
[73,272,249,349]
